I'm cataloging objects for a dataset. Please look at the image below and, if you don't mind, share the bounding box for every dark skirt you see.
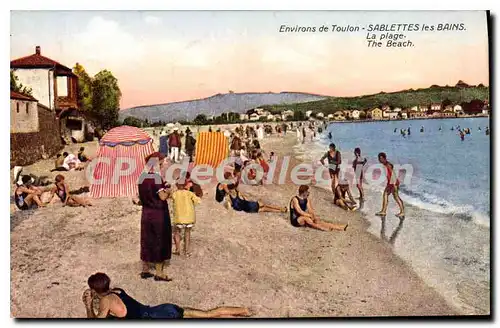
[140,207,172,263]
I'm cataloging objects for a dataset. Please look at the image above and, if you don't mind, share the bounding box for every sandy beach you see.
[10,128,459,318]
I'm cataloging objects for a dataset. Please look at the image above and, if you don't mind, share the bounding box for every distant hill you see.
[119,92,327,122]
[263,83,489,114]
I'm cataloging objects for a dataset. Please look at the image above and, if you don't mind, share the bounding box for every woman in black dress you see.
[138,152,172,282]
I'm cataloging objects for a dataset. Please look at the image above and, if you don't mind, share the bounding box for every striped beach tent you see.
[194,132,229,168]
[89,126,154,198]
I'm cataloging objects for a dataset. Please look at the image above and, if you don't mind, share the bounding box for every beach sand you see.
[10,130,458,318]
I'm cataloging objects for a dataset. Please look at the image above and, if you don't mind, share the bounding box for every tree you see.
[73,63,93,113]
[193,114,208,125]
[123,116,144,127]
[91,70,122,129]
[10,70,33,96]
[293,110,306,121]
[441,98,452,109]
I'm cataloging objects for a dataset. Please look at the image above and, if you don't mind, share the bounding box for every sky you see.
[10,10,489,109]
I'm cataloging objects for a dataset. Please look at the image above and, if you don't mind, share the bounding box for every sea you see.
[293,117,491,314]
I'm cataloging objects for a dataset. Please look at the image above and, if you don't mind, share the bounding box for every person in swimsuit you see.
[320,143,342,195]
[352,147,367,200]
[78,147,90,162]
[333,183,357,211]
[375,152,405,218]
[49,174,92,207]
[82,272,251,319]
[228,182,286,214]
[217,172,286,214]
[14,175,46,210]
[289,185,348,231]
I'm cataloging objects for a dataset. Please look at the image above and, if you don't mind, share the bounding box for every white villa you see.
[351,110,360,119]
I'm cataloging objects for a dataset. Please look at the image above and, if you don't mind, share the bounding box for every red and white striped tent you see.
[89,126,154,198]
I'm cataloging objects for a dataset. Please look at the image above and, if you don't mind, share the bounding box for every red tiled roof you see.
[10,47,74,75]
[10,90,37,102]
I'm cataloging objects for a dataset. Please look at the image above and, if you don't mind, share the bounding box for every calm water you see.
[294,117,491,314]
[325,117,491,226]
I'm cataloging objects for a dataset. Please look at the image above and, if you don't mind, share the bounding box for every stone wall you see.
[10,105,63,168]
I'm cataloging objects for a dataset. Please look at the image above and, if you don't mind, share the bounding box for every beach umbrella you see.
[89,126,154,198]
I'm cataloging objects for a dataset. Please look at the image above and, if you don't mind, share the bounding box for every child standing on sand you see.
[171,180,201,256]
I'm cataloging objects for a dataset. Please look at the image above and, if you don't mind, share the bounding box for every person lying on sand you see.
[82,272,252,319]
[289,185,348,231]
[333,183,357,211]
[49,174,92,207]
[14,175,47,210]
[216,172,286,213]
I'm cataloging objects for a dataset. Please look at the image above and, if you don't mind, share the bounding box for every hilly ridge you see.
[119,92,327,122]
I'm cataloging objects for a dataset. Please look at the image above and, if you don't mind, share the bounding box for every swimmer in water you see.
[459,130,465,141]
[328,132,332,140]
[407,127,411,136]
[420,126,424,133]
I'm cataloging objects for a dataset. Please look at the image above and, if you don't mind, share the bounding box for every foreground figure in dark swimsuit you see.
[289,185,348,231]
[83,273,251,319]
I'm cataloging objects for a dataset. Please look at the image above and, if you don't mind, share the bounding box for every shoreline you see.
[290,123,490,315]
[259,134,460,315]
[326,115,489,124]
[11,126,460,317]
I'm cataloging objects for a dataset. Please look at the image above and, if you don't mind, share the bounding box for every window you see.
[26,103,29,114]
[57,76,68,97]
[16,102,19,113]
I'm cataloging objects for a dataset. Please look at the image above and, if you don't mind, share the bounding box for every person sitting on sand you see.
[49,174,92,207]
[289,185,348,231]
[63,152,84,171]
[82,272,252,319]
[55,153,64,169]
[51,152,70,172]
[375,152,405,219]
[171,180,201,257]
[78,147,90,162]
[215,172,236,209]
[333,183,357,211]
[14,175,46,210]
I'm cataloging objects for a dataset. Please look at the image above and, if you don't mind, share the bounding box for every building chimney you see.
[35,46,41,55]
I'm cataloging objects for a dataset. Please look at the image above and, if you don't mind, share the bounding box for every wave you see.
[397,185,490,228]
[295,136,490,228]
